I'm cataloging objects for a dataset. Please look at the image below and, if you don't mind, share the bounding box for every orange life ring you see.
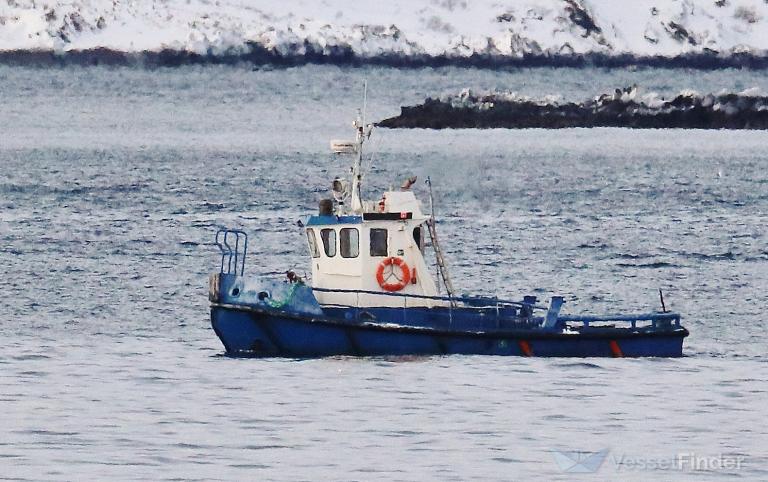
[376,257,411,292]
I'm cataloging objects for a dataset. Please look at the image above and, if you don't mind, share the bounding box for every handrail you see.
[558,311,681,329]
[215,229,248,276]
[312,287,681,330]
[557,312,680,322]
[311,286,547,310]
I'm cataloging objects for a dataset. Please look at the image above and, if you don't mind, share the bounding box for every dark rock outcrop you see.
[377,87,768,129]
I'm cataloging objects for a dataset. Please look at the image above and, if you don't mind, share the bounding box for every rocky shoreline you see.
[377,87,768,129]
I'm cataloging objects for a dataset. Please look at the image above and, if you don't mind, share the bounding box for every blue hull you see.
[211,304,688,358]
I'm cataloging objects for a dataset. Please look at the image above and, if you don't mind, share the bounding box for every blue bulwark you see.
[306,215,362,226]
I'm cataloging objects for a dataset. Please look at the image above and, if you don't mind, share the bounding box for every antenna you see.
[367,128,382,170]
[349,80,370,214]
[329,81,372,215]
[362,80,368,127]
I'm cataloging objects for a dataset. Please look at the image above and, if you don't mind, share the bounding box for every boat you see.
[208,108,689,358]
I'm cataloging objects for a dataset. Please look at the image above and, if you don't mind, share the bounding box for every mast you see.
[351,114,365,213]
[351,81,370,214]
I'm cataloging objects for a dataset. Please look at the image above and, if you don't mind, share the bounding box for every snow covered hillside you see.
[1,0,767,65]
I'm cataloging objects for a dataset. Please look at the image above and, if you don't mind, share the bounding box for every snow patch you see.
[0,0,767,63]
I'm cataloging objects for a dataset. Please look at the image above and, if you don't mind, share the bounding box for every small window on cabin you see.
[370,228,388,256]
[340,228,359,258]
[413,227,422,251]
[306,229,320,258]
[320,228,336,257]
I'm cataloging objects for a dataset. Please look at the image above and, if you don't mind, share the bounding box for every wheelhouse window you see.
[306,229,320,258]
[370,228,388,256]
[320,228,336,257]
[413,227,422,251]
[340,228,359,258]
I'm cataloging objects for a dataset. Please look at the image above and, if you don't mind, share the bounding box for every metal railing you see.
[311,286,545,309]
[215,229,248,276]
[311,286,545,328]
[557,312,682,329]
[311,287,681,331]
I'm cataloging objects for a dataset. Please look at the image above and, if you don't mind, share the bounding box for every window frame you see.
[320,228,337,257]
[369,228,388,257]
[306,228,320,258]
[340,227,360,258]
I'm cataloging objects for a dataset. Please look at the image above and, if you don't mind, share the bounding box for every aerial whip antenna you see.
[329,81,372,215]
[362,80,368,128]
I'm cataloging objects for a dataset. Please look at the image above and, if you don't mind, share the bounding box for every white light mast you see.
[350,81,371,214]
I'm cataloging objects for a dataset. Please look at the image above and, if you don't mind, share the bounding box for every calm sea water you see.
[1,65,767,480]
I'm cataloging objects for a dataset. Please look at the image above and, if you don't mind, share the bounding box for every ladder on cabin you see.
[426,218,455,299]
